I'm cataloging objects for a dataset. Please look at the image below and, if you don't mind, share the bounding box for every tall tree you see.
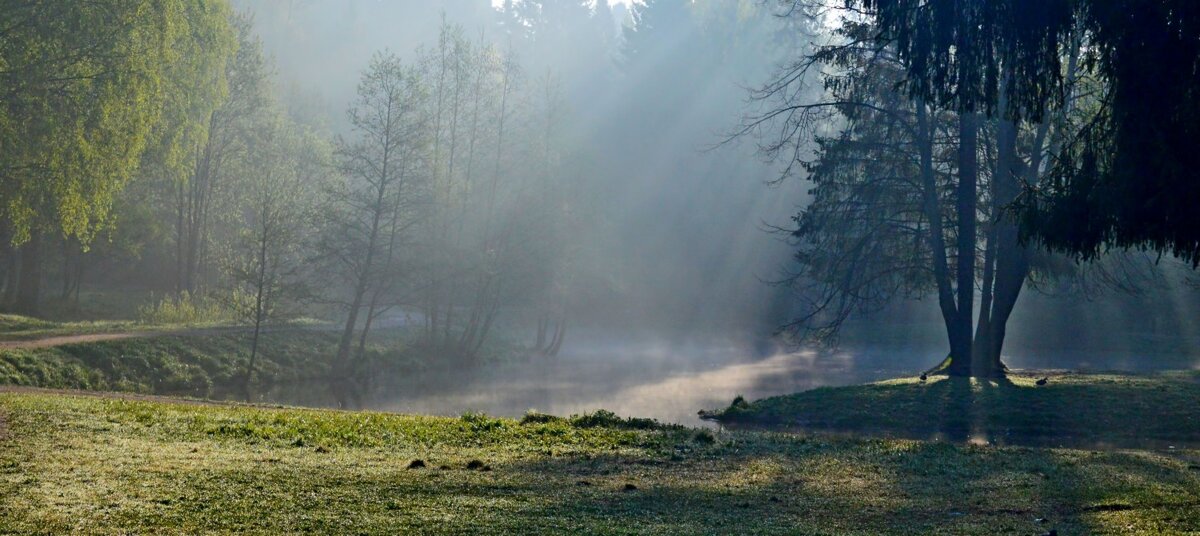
[227,113,320,401]
[317,52,428,406]
[0,0,235,314]
[740,18,1088,376]
[175,11,270,295]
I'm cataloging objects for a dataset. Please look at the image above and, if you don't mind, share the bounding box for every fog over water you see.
[267,323,1200,426]
[241,0,1200,423]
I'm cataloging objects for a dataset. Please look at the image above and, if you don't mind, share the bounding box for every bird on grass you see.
[1036,377,1048,386]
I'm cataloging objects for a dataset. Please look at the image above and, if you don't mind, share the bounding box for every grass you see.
[1,390,1199,534]
[712,372,1200,448]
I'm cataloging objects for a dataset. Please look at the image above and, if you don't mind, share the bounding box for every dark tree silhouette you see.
[835,0,1200,264]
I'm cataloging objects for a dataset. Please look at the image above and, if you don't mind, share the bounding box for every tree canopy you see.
[0,0,235,247]
[847,0,1200,264]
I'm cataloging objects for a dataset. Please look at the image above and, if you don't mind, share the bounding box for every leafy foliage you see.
[137,292,232,325]
[0,0,235,246]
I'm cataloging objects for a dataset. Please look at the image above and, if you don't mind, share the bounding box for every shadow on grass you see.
[4,390,1200,535]
[46,438,1196,535]
[716,372,1200,450]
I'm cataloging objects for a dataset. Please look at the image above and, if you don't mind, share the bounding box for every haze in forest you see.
[2,0,1198,420]
[234,0,1199,358]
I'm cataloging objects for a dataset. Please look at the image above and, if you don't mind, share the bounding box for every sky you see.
[490,0,639,6]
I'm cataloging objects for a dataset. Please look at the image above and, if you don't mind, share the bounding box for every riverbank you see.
[0,329,352,399]
[1,389,1198,534]
[0,320,526,408]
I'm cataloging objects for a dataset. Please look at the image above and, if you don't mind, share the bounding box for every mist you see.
[2,0,1197,425]
[237,0,807,335]
[214,0,1198,421]
[5,1,1200,532]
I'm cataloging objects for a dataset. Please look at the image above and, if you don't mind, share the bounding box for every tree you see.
[226,114,318,401]
[740,18,1087,376]
[316,52,429,406]
[526,72,571,357]
[175,11,270,295]
[452,42,521,359]
[412,24,527,361]
[0,0,235,314]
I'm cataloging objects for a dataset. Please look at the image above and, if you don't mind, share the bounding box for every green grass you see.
[712,372,1200,448]
[1,391,1199,534]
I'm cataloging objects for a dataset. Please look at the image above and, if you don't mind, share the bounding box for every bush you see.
[692,429,716,444]
[460,411,506,433]
[569,409,664,431]
[520,411,564,425]
[137,292,231,325]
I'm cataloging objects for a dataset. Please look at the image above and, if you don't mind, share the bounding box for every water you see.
[266,329,1200,426]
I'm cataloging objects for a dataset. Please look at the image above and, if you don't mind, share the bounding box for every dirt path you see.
[0,385,377,419]
[0,325,302,350]
[0,384,277,409]
[0,384,219,405]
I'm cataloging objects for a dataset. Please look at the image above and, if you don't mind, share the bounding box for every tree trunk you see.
[976,88,1023,377]
[948,112,978,377]
[243,222,271,403]
[175,181,187,294]
[14,233,42,315]
[73,259,82,306]
[972,232,996,373]
[2,245,18,308]
[916,103,962,373]
[535,315,547,353]
[546,317,566,357]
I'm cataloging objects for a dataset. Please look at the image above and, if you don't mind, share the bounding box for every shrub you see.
[460,411,506,433]
[692,429,716,444]
[137,291,231,325]
[520,411,564,425]
[569,409,663,430]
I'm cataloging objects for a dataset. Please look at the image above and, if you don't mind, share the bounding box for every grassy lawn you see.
[1,391,1198,534]
[711,372,1200,449]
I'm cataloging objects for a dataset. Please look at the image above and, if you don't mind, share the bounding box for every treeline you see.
[1,0,805,338]
[318,28,586,404]
[0,1,239,313]
[0,1,650,404]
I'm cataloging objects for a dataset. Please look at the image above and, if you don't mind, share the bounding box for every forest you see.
[0,0,1198,534]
